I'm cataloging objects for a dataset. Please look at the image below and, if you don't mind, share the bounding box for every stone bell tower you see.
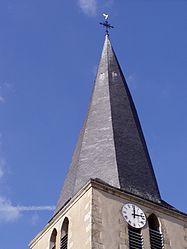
[29,29,187,249]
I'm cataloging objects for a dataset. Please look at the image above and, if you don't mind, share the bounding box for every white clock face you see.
[122,203,146,228]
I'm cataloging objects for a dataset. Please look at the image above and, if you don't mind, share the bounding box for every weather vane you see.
[100,13,114,35]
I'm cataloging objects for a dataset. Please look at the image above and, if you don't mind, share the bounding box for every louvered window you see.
[60,217,69,249]
[49,229,57,249]
[148,214,164,249]
[149,229,164,249]
[60,234,68,249]
[128,226,144,249]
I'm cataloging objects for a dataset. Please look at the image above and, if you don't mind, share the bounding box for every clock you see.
[122,203,146,228]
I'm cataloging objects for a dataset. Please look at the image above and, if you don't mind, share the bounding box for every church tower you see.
[29,27,187,249]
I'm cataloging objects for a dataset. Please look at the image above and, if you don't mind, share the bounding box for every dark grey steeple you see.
[55,34,161,214]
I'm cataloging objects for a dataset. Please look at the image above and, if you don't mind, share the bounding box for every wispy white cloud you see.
[0,136,18,223]
[0,133,55,223]
[16,205,55,211]
[78,0,114,17]
[78,0,97,16]
[0,197,20,223]
[0,198,55,223]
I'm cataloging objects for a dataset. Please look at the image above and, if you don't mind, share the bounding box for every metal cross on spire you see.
[100,13,114,35]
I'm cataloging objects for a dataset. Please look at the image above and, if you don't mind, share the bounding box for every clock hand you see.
[131,213,141,217]
[133,205,135,218]
[134,214,145,219]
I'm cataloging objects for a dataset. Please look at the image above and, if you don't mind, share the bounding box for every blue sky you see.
[0,1,187,248]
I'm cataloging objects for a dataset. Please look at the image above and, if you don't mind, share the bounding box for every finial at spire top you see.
[100,13,114,35]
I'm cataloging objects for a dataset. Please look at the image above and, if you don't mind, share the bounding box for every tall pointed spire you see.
[55,35,161,214]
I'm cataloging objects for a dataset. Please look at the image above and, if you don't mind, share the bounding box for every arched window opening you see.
[128,226,144,249]
[60,217,69,249]
[50,229,57,249]
[148,214,164,249]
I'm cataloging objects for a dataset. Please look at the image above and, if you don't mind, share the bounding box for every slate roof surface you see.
[55,34,161,214]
